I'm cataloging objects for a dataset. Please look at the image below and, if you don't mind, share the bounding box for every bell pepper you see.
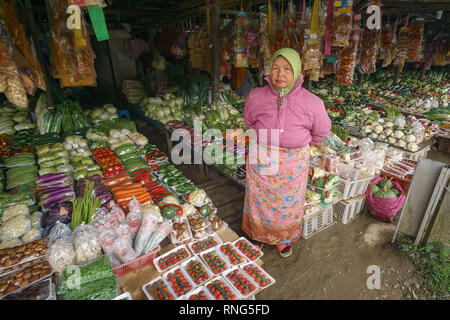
[199,205,212,217]
[150,164,159,171]
[162,176,170,185]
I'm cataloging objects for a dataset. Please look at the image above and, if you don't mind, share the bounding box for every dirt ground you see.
[137,119,448,300]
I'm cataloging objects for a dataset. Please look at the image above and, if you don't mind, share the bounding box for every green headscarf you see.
[270,48,302,96]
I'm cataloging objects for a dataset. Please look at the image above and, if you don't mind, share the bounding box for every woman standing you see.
[242,48,331,257]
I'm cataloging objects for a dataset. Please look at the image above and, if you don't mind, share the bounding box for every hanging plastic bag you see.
[337,36,358,85]
[407,21,424,62]
[393,27,409,67]
[359,25,380,74]
[366,177,406,221]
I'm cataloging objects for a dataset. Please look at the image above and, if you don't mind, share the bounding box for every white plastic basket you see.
[333,196,366,224]
[403,145,430,161]
[302,205,335,239]
[337,163,372,200]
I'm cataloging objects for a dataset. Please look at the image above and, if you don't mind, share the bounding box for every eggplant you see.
[41,190,74,207]
[40,187,74,200]
[36,172,67,184]
[38,176,73,188]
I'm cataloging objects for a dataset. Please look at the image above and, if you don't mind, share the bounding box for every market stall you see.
[0,0,448,301]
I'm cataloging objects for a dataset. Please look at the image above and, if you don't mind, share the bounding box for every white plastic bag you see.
[46,238,76,274]
[48,221,72,244]
[142,221,171,255]
[113,237,137,264]
[133,208,160,256]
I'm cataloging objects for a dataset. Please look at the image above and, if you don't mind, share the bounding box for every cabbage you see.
[105,105,117,114]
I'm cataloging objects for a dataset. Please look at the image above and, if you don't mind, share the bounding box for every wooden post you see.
[24,0,54,108]
[211,0,221,102]
[419,64,425,80]
[358,73,364,86]
[206,0,211,35]
[394,66,400,84]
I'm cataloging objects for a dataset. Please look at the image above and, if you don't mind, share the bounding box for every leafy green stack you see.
[58,255,119,300]
[71,181,103,231]
[371,179,401,198]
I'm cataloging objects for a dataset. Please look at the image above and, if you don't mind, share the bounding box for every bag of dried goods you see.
[73,223,102,264]
[46,238,76,274]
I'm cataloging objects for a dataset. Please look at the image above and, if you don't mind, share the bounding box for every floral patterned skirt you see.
[241,143,310,245]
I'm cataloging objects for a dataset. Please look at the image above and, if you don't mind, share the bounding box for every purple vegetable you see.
[36,173,67,184]
[40,186,74,200]
[42,201,73,227]
[41,190,75,207]
[38,176,73,188]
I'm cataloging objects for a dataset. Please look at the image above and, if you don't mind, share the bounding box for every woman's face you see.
[270,56,294,90]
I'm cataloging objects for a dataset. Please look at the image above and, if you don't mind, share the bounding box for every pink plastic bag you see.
[126,197,143,240]
[365,177,406,221]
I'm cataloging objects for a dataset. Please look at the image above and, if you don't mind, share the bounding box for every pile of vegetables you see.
[91,147,126,178]
[62,135,91,158]
[36,143,70,176]
[0,184,35,212]
[36,173,75,211]
[115,144,148,174]
[140,93,185,125]
[55,100,90,135]
[75,174,113,207]
[11,128,36,150]
[108,128,148,151]
[32,133,61,149]
[71,156,101,180]
[5,152,37,189]
[0,105,35,136]
[96,118,137,136]
[85,128,108,150]
[84,104,118,123]
[71,180,104,231]
[370,179,402,198]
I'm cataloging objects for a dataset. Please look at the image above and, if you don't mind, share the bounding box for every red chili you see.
[133,168,150,175]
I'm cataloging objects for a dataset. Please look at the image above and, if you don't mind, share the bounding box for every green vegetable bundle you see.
[71,181,103,230]
[58,255,117,299]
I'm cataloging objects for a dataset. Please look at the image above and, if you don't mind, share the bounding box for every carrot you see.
[114,190,147,201]
[135,193,152,204]
[104,174,130,186]
[114,186,146,197]
[109,180,134,192]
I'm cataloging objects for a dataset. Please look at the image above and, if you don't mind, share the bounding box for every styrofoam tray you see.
[206,214,228,233]
[204,275,241,300]
[113,292,132,300]
[187,214,212,232]
[199,247,232,276]
[176,285,215,300]
[223,266,259,299]
[181,256,214,287]
[240,262,276,290]
[0,276,52,300]
[152,244,192,273]
[218,242,248,267]
[232,237,264,262]
[162,266,196,298]
[188,233,223,255]
[169,216,194,246]
[141,276,176,300]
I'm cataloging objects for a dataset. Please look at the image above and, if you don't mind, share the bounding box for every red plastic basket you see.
[113,245,161,277]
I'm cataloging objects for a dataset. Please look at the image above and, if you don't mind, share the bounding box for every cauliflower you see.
[181,203,197,216]
[161,196,180,206]
[0,215,31,240]
[188,189,207,207]
[2,204,29,222]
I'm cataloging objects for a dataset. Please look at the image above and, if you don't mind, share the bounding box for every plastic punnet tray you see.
[181,256,214,286]
[162,266,196,298]
[204,275,241,300]
[177,285,215,300]
[240,262,276,289]
[1,277,52,300]
[141,277,176,300]
[200,247,232,276]
[153,244,192,273]
[113,292,133,300]
[223,266,259,299]
[188,233,223,255]
[218,242,248,267]
[232,237,264,262]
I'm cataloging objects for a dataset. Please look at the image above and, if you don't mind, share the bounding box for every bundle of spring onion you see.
[71,181,103,230]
